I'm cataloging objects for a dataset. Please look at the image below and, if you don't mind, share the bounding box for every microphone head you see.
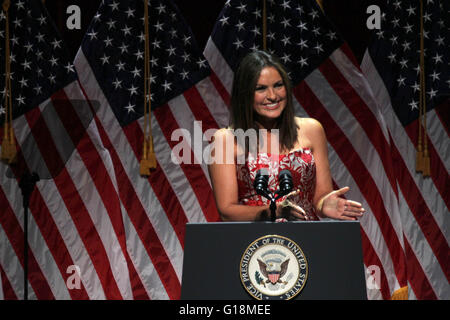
[278,169,293,196]
[254,168,269,195]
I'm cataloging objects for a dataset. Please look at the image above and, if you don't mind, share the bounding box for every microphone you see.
[277,170,293,197]
[254,169,270,199]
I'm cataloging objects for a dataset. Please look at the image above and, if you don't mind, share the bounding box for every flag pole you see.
[262,0,267,50]
[140,0,157,176]
[1,0,17,164]
[416,0,430,177]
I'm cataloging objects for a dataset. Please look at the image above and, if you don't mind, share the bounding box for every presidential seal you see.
[239,235,308,300]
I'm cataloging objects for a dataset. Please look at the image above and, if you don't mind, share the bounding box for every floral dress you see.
[236,148,318,220]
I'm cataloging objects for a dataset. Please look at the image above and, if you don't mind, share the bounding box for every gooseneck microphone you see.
[253,169,294,221]
[277,170,293,198]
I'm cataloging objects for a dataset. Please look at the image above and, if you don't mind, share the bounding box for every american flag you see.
[0,0,136,299]
[361,0,449,299]
[74,0,228,299]
[203,0,423,299]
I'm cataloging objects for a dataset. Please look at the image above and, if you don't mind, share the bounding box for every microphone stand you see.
[18,172,39,300]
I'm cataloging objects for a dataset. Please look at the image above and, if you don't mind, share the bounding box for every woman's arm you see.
[303,118,364,220]
[208,129,270,221]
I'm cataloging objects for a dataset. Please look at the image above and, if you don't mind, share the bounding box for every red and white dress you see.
[236,148,318,220]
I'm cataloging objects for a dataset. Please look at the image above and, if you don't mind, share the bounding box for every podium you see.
[181,221,367,300]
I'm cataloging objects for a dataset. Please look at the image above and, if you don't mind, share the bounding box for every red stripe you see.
[123,121,189,245]
[318,57,398,196]
[332,179,391,299]
[0,263,18,300]
[404,119,450,210]
[293,81,408,287]
[404,236,438,299]
[359,228,391,299]
[51,90,147,299]
[77,80,149,299]
[434,98,449,137]
[93,115,180,299]
[390,137,450,282]
[209,71,230,107]
[5,138,91,299]
[340,43,361,71]
[184,86,219,130]
[153,105,220,222]
[24,107,123,299]
[0,187,54,299]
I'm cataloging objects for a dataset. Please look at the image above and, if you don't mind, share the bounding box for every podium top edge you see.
[186,220,360,226]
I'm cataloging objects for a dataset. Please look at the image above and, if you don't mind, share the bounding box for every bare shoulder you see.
[212,127,234,140]
[296,117,325,135]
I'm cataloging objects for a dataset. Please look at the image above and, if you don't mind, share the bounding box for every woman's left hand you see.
[320,186,365,220]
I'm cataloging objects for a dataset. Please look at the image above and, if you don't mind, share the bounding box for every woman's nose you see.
[266,87,276,100]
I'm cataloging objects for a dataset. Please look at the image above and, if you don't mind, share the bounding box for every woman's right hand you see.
[276,189,308,221]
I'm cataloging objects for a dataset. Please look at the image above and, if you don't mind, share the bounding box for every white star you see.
[281,35,291,46]
[387,53,396,63]
[116,61,126,72]
[298,56,308,67]
[112,78,122,89]
[104,37,113,47]
[125,103,135,113]
[18,77,28,87]
[33,85,42,95]
[156,3,166,14]
[281,0,291,10]
[122,25,132,36]
[236,3,247,13]
[100,54,110,65]
[401,41,411,51]
[411,82,420,92]
[180,69,189,79]
[109,1,119,11]
[127,85,138,96]
[130,67,141,78]
[106,19,116,29]
[427,88,437,99]
[399,58,408,69]
[35,32,45,43]
[280,54,291,64]
[396,76,406,86]
[281,18,291,28]
[326,31,337,40]
[21,59,31,70]
[65,63,75,73]
[233,38,244,49]
[297,21,308,31]
[16,95,25,105]
[297,38,308,49]
[434,36,444,46]
[49,56,59,67]
[181,52,191,62]
[87,30,97,40]
[166,46,176,56]
[429,71,440,81]
[431,53,443,64]
[119,43,129,54]
[403,24,413,34]
[309,9,319,20]
[125,8,135,18]
[163,63,175,74]
[162,80,172,92]
[37,14,47,25]
[235,20,245,32]
[51,39,62,49]
[197,59,207,69]
[219,15,229,26]
[134,50,144,60]
[48,74,56,84]
[409,100,418,110]
[154,21,164,32]
[183,36,191,45]
[313,42,324,54]
[406,6,416,16]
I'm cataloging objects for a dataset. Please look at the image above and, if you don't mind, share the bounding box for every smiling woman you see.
[207,50,365,222]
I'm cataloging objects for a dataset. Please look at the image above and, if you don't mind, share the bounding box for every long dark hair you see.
[230,50,298,153]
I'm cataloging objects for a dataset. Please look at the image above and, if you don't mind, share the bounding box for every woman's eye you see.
[274,82,284,88]
[255,86,266,91]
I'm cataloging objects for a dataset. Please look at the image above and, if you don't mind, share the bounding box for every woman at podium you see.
[208,50,365,222]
